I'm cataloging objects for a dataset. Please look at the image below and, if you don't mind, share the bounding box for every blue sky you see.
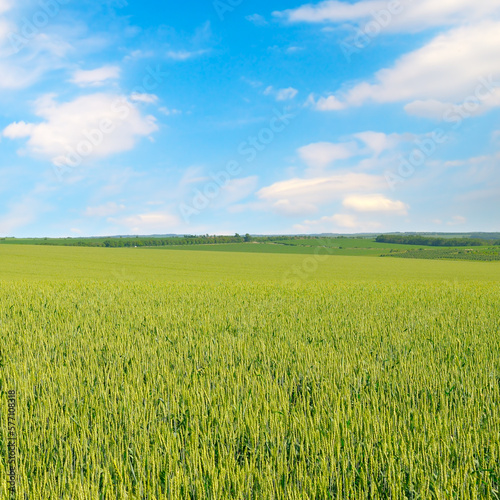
[1,0,499,237]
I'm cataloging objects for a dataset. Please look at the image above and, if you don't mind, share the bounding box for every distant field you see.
[154,239,500,261]
[267,237,418,249]
[0,236,419,253]
[1,244,500,282]
[2,236,499,262]
[149,242,391,257]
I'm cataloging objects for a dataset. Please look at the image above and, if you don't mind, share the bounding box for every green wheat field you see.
[1,245,499,498]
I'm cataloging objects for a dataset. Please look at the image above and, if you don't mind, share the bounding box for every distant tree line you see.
[376,235,500,247]
[0,234,317,248]
[0,234,355,248]
[96,234,255,247]
[90,234,333,247]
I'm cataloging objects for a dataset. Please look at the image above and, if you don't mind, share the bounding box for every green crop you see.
[0,246,499,498]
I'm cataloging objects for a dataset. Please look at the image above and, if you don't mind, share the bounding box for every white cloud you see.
[166,49,208,61]
[124,49,154,61]
[305,213,359,229]
[85,202,126,217]
[294,213,382,232]
[159,107,182,116]
[269,199,318,217]
[242,77,263,88]
[342,194,409,214]
[246,14,268,26]
[298,142,357,170]
[442,155,492,168]
[256,133,416,218]
[405,91,500,119]
[257,172,386,216]
[274,0,386,23]
[70,66,121,87]
[0,0,10,14]
[448,215,467,226]
[265,86,299,101]
[274,0,500,32]
[328,214,364,228]
[109,211,181,234]
[403,100,454,120]
[276,87,298,101]
[30,33,73,58]
[308,94,346,111]
[3,121,35,138]
[3,93,158,166]
[316,21,500,113]
[353,131,408,156]
[130,92,158,104]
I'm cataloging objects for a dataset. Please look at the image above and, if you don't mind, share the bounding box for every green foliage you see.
[383,247,500,262]
[0,235,251,248]
[376,234,489,247]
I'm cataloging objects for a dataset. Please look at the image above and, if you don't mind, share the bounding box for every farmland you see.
[1,245,499,498]
[3,234,499,262]
[384,247,500,262]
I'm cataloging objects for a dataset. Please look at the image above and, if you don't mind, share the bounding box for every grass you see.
[0,245,499,498]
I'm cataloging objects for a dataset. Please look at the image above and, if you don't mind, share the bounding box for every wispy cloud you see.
[274,0,500,32]
[294,213,382,232]
[257,173,387,216]
[342,194,408,214]
[264,86,298,101]
[109,211,181,234]
[298,141,358,171]
[246,14,268,26]
[130,92,159,104]
[159,107,182,116]
[70,66,121,87]
[166,49,208,61]
[85,202,126,217]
